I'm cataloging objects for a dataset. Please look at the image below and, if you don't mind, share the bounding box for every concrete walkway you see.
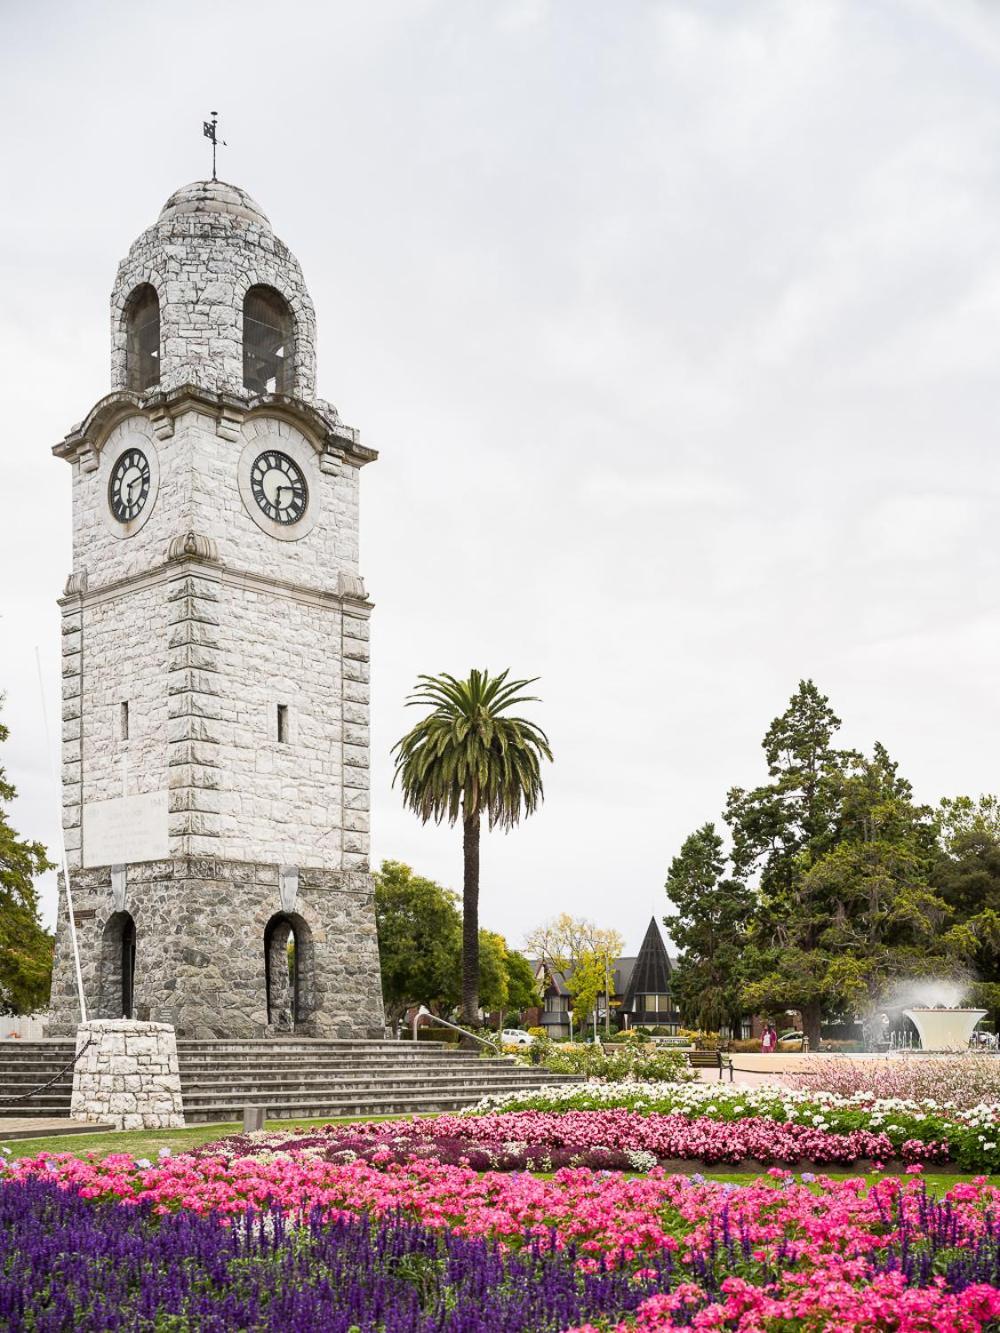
[695,1066,791,1089]
[0,1118,113,1141]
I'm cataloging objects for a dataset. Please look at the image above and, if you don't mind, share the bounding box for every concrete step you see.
[0,1038,575,1123]
[181,1088,563,1123]
[0,1103,73,1119]
[180,1077,568,1100]
[178,1066,567,1083]
[178,1061,549,1075]
[0,1119,115,1140]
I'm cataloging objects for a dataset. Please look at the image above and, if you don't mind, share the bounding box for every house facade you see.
[525,918,680,1037]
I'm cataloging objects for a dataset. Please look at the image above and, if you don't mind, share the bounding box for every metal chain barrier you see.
[0,1037,94,1105]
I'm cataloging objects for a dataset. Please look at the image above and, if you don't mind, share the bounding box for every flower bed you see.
[464,1083,1000,1173]
[5,1158,1000,1330]
[0,1175,666,1331]
[784,1054,1000,1106]
[186,1108,945,1171]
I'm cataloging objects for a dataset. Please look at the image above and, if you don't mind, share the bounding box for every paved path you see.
[695,1067,791,1089]
[0,1117,113,1141]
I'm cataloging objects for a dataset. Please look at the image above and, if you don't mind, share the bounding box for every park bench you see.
[684,1049,730,1080]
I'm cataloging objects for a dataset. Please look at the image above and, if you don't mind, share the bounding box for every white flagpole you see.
[35,646,87,1022]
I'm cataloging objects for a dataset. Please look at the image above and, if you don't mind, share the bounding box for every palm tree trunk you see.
[461,808,481,1027]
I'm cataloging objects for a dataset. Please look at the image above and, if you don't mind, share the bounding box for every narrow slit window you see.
[277,704,289,744]
[120,701,130,742]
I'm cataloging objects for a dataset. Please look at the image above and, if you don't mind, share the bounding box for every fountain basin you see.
[903,1007,987,1052]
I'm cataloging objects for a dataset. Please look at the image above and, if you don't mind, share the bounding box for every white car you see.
[500,1028,535,1046]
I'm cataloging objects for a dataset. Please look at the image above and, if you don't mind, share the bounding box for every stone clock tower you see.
[48,180,385,1039]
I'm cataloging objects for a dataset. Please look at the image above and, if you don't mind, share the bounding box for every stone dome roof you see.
[158,180,271,228]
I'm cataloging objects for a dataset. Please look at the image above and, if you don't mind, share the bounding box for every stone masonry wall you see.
[110,181,318,402]
[68,408,361,603]
[71,1019,184,1130]
[49,859,385,1040]
[50,178,383,1043]
[65,407,368,870]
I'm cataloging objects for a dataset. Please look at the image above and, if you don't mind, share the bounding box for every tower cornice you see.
[53,385,376,470]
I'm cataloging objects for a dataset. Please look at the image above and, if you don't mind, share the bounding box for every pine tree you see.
[664,823,752,1032]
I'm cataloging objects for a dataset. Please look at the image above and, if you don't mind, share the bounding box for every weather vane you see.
[202,112,227,182]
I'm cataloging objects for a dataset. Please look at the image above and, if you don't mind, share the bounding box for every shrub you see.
[414,1027,461,1044]
[538,1041,694,1083]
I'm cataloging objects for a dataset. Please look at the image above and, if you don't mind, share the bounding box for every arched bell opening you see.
[123,284,161,392]
[243,285,295,394]
[99,911,137,1019]
[264,912,314,1033]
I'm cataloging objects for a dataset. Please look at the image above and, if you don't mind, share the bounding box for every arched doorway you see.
[99,912,137,1019]
[264,913,313,1033]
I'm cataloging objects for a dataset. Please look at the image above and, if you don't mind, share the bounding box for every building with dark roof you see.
[525,918,679,1037]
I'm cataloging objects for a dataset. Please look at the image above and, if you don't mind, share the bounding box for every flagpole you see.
[35,646,87,1023]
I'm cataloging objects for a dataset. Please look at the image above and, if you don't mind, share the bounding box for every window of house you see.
[120,701,129,742]
[276,704,289,744]
[125,285,160,392]
[243,286,294,393]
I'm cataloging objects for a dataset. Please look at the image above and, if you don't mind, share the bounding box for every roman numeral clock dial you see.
[250,450,308,525]
[108,448,151,522]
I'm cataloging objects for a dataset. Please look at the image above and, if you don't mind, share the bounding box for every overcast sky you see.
[3,0,1000,957]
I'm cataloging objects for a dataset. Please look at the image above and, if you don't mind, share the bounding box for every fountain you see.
[902,1007,987,1052]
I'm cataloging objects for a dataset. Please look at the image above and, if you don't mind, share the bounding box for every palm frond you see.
[392,667,553,830]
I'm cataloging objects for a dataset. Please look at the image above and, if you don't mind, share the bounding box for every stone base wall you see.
[50,857,386,1039]
[71,1019,185,1130]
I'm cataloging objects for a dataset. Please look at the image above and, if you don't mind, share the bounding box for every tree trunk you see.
[800,1001,822,1050]
[461,809,481,1029]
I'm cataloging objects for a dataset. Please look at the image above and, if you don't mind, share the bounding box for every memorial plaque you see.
[82,790,169,867]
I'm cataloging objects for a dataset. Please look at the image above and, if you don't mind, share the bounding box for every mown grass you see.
[0,1115,405,1160]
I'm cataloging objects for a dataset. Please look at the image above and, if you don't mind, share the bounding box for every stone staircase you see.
[0,1041,78,1119]
[0,1039,576,1124]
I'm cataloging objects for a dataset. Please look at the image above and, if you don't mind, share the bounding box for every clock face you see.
[108,448,151,523]
[250,450,308,525]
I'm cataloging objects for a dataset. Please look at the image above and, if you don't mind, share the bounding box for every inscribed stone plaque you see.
[82,791,169,867]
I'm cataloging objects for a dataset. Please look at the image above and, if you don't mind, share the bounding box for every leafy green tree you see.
[523,912,595,975]
[475,934,540,1030]
[734,696,972,1044]
[477,929,509,1016]
[724,681,854,1043]
[566,950,606,1038]
[392,669,552,1024]
[524,913,622,1036]
[664,823,752,1032]
[934,795,1000,1026]
[0,700,54,1014]
[373,860,461,1027]
[503,948,541,1017]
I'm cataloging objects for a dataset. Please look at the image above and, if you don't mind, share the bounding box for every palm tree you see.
[392,669,553,1026]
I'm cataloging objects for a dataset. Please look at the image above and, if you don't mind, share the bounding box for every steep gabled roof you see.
[622,918,672,1011]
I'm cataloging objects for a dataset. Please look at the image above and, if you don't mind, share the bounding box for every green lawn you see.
[0,1115,403,1160]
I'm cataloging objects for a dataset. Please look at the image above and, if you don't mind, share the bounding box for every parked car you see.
[778,1029,805,1047]
[500,1028,536,1047]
